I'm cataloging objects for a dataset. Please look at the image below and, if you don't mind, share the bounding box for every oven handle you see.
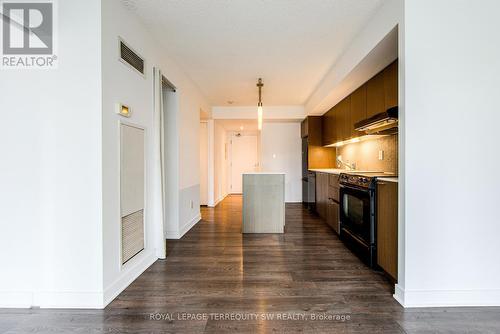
[328,197,340,204]
[339,184,371,193]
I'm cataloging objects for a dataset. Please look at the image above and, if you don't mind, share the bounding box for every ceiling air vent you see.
[120,40,145,75]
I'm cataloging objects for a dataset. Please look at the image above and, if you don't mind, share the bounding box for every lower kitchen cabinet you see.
[377,181,398,281]
[327,174,340,234]
[315,172,328,220]
[315,172,340,234]
[326,198,339,234]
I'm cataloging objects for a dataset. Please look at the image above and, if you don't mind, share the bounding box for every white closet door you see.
[230,134,259,193]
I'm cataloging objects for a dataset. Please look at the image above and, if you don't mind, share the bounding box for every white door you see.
[230,134,259,193]
[199,122,208,205]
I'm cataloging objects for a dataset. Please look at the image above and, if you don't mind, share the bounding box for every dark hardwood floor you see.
[2,195,500,333]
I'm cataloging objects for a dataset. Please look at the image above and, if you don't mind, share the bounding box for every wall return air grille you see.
[120,40,145,75]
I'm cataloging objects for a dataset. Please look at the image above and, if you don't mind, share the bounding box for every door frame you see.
[199,120,210,205]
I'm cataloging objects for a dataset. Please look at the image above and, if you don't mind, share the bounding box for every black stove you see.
[338,172,395,268]
[339,172,387,189]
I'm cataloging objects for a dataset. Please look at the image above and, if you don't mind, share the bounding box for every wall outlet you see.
[378,150,384,160]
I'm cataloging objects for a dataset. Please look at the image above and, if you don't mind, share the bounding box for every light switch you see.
[378,150,384,160]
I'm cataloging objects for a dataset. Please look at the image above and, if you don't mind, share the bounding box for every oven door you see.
[339,185,373,246]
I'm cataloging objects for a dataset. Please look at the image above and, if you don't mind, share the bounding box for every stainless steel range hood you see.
[355,106,398,134]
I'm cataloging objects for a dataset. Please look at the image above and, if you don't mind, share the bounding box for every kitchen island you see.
[242,172,285,233]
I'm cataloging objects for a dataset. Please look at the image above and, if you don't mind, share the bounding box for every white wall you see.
[0,0,103,308]
[398,0,500,307]
[261,122,302,203]
[101,0,210,305]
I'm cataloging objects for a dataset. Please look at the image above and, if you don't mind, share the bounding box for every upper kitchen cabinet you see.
[303,116,336,169]
[305,116,322,146]
[322,98,350,146]
[322,106,337,145]
[320,60,398,145]
[301,117,309,138]
[383,61,398,110]
[349,85,366,138]
[367,60,398,119]
[366,70,385,119]
[337,96,351,141]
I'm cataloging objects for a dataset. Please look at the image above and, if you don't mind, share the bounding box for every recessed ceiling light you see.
[239,126,244,130]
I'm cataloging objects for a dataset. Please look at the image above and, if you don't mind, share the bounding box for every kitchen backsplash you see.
[336,135,398,174]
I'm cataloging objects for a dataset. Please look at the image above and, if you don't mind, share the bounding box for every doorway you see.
[229,133,259,194]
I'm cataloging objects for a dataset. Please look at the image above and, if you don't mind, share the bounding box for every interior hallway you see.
[1,196,500,333]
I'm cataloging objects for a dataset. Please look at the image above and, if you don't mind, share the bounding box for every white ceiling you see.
[122,0,384,106]
[215,119,301,132]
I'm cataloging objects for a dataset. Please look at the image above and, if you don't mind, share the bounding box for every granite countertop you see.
[377,177,398,183]
[308,168,348,175]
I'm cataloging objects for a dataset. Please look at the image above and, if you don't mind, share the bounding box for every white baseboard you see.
[165,214,202,240]
[179,213,201,238]
[211,193,228,208]
[0,290,103,309]
[0,291,34,308]
[393,284,405,306]
[1,252,158,309]
[103,251,157,308]
[165,229,180,239]
[394,285,500,307]
[35,291,104,309]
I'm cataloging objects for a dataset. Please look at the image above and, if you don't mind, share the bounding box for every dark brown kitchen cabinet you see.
[337,96,351,141]
[349,85,367,137]
[315,172,340,234]
[383,61,398,110]
[366,71,385,119]
[326,174,340,234]
[377,181,398,281]
[304,116,336,169]
[321,60,398,145]
[326,199,339,234]
[315,172,329,220]
[322,106,336,146]
[301,117,308,138]
[322,98,350,146]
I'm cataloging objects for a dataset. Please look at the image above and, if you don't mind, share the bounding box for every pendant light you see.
[256,78,264,130]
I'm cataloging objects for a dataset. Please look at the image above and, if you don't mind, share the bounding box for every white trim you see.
[153,66,167,259]
[0,291,34,308]
[103,251,157,308]
[393,284,405,306]
[394,285,500,307]
[207,120,215,206]
[179,214,201,239]
[118,121,147,268]
[166,214,201,239]
[165,229,180,239]
[211,193,228,208]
